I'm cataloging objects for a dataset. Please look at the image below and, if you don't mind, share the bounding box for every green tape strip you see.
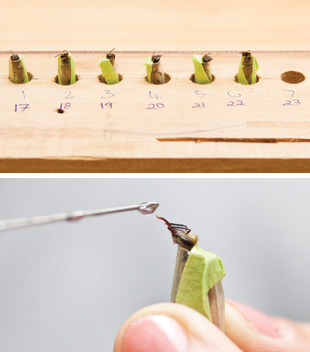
[192,55,211,84]
[9,54,29,84]
[144,57,153,83]
[58,52,76,85]
[175,245,225,321]
[99,58,119,85]
[237,54,259,85]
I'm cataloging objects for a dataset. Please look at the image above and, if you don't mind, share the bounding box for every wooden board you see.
[2,50,310,172]
[3,1,310,52]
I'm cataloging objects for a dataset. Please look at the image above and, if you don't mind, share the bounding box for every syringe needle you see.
[0,201,159,232]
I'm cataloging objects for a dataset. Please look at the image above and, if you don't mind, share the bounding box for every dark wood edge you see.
[1,158,310,173]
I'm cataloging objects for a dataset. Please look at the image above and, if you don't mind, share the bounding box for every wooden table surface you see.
[2,1,310,51]
[2,1,310,172]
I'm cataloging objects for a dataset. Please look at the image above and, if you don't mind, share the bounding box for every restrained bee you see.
[9,51,29,84]
[106,48,116,67]
[239,50,254,84]
[157,216,198,251]
[202,53,213,82]
[151,54,166,85]
[56,50,76,85]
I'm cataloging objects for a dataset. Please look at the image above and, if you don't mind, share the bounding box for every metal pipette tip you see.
[0,201,159,232]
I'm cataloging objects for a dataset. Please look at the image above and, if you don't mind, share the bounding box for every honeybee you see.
[239,50,255,84]
[202,53,213,82]
[106,48,116,67]
[151,54,166,85]
[9,51,29,84]
[56,50,76,85]
[157,216,198,251]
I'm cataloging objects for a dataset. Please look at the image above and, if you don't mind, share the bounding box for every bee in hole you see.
[237,50,259,85]
[145,54,166,84]
[201,53,213,82]
[157,216,198,251]
[99,48,120,85]
[9,51,29,84]
[56,50,76,85]
[106,48,116,67]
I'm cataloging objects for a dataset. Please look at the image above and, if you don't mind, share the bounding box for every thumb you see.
[114,302,241,352]
[225,300,310,352]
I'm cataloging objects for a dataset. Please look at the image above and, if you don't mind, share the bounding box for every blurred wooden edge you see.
[1,158,310,173]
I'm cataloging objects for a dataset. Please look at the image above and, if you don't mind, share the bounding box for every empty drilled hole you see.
[234,74,260,84]
[54,75,79,85]
[98,74,123,84]
[281,71,305,84]
[145,73,171,84]
[190,74,215,84]
[57,108,65,114]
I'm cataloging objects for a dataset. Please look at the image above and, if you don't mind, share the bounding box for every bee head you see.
[202,53,213,62]
[106,48,116,61]
[151,54,162,64]
[10,51,19,61]
[60,50,69,59]
[157,216,198,251]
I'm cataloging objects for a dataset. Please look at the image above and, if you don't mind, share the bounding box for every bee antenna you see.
[157,216,171,226]
[55,50,67,58]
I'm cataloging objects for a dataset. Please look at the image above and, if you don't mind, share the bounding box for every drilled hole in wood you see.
[234,74,260,84]
[54,75,79,85]
[281,71,305,84]
[98,74,123,84]
[190,74,215,84]
[57,108,65,114]
[9,72,33,84]
[145,73,171,84]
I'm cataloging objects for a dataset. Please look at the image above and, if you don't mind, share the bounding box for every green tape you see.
[237,54,259,85]
[99,58,119,85]
[144,57,153,83]
[9,54,29,84]
[58,52,76,85]
[193,55,212,84]
[175,245,225,321]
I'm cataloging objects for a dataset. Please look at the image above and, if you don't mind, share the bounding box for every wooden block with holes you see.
[1,50,310,173]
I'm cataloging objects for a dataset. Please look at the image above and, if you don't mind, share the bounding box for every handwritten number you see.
[65,91,74,99]
[283,99,301,106]
[147,103,165,110]
[192,102,205,108]
[195,90,206,98]
[14,104,30,112]
[101,102,113,109]
[227,100,245,107]
[102,90,114,99]
[59,103,71,110]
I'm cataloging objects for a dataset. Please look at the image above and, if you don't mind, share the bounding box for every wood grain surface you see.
[2,51,310,172]
[2,1,310,51]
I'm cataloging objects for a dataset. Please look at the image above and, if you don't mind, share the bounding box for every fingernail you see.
[121,314,189,352]
[227,299,280,338]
